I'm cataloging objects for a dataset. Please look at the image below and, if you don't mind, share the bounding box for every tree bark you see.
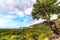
[52,22,60,35]
[47,20,60,35]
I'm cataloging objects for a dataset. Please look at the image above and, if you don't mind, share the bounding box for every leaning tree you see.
[31,0,60,35]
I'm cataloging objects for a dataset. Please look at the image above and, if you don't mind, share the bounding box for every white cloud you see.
[0,17,20,28]
[5,15,16,19]
[15,9,25,17]
[59,4,60,6]
[28,19,44,26]
[0,0,35,17]
[24,7,33,14]
[6,0,14,5]
[0,13,16,19]
[51,14,57,20]
[0,19,6,27]
[0,18,11,28]
[32,0,36,3]
[8,12,16,14]
[0,0,36,28]
[17,11,24,17]
[0,13,20,28]
[0,0,3,5]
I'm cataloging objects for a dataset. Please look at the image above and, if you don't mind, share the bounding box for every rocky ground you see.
[44,34,60,40]
[49,34,60,40]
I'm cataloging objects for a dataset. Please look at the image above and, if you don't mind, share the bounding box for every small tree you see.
[31,0,60,35]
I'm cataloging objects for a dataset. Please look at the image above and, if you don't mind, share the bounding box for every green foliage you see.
[0,27,52,40]
[31,0,60,20]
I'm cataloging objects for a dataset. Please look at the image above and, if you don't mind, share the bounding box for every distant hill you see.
[29,21,48,28]
[29,19,60,29]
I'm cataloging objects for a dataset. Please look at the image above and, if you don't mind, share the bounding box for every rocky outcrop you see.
[49,34,60,40]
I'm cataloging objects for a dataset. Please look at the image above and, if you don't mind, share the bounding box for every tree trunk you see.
[47,20,52,30]
[47,12,60,36]
[47,20,60,35]
[52,22,60,35]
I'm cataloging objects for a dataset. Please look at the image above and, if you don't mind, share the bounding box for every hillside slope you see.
[29,19,60,29]
[0,19,60,40]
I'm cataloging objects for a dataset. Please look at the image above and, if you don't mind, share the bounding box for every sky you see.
[0,0,59,28]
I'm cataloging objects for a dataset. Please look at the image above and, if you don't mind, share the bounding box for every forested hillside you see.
[0,19,60,40]
[0,26,52,40]
[0,23,53,40]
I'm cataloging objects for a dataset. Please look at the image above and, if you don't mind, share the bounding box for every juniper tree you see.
[31,0,60,35]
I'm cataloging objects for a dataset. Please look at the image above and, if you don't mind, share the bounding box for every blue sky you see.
[0,0,37,28]
[0,0,59,28]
